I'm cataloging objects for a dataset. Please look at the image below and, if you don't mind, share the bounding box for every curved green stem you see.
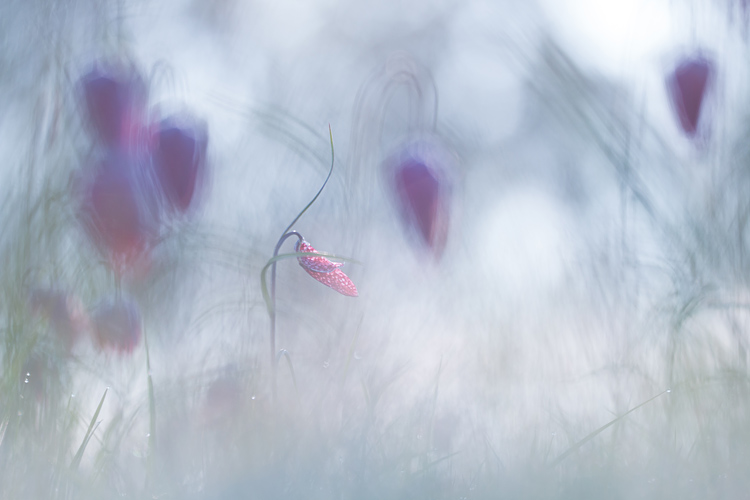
[266,125,335,399]
[269,231,303,394]
[278,125,335,238]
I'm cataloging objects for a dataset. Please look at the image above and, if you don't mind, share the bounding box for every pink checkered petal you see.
[302,268,359,297]
[296,240,343,273]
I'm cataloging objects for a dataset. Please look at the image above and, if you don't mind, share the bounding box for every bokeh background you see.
[2,0,750,498]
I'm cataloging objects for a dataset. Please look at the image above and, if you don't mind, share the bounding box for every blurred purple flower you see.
[203,372,243,425]
[75,61,210,275]
[91,295,142,354]
[386,140,453,257]
[666,54,715,139]
[151,113,208,215]
[76,154,160,275]
[80,61,147,149]
[295,239,358,297]
[28,288,90,350]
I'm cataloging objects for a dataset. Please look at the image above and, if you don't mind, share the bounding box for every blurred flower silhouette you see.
[80,61,147,150]
[74,59,210,278]
[295,239,358,297]
[385,139,453,258]
[90,295,142,354]
[76,154,160,275]
[28,288,90,350]
[666,54,715,139]
[151,112,208,215]
[202,370,243,426]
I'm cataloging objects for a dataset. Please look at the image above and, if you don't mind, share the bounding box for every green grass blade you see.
[276,349,300,399]
[415,451,462,475]
[144,329,157,489]
[548,389,669,467]
[145,331,156,458]
[70,388,108,471]
[341,316,363,387]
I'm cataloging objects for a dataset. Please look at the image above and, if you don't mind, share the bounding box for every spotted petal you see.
[301,267,358,297]
[296,240,344,273]
[295,240,357,297]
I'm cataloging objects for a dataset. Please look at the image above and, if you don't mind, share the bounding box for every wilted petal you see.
[152,112,208,215]
[295,240,357,297]
[666,55,715,138]
[80,61,147,149]
[91,296,142,354]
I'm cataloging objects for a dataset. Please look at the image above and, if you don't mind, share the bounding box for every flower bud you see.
[80,61,147,149]
[295,239,358,297]
[386,140,453,257]
[666,54,715,138]
[152,113,208,215]
[91,295,142,353]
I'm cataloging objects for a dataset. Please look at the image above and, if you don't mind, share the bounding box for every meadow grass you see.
[3,1,750,499]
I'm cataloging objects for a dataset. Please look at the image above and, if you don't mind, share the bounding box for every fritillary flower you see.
[386,139,453,257]
[75,60,211,278]
[90,295,142,354]
[295,239,358,297]
[28,288,90,350]
[151,112,208,215]
[666,54,715,139]
[76,154,160,275]
[80,61,147,150]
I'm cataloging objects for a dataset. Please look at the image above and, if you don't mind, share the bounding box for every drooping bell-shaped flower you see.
[91,295,142,353]
[79,61,147,149]
[76,154,160,274]
[295,239,358,297]
[151,113,208,215]
[386,140,452,257]
[666,55,715,139]
[202,371,243,425]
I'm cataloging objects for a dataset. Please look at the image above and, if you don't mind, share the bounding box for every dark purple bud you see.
[152,113,208,215]
[387,140,453,257]
[76,154,160,274]
[80,61,147,148]
[396,161,440,244]
[91,296,142,354]
[666,55,715,138]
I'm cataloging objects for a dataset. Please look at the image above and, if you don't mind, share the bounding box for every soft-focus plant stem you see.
[269,230,302,397]
[265,126,335,400]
